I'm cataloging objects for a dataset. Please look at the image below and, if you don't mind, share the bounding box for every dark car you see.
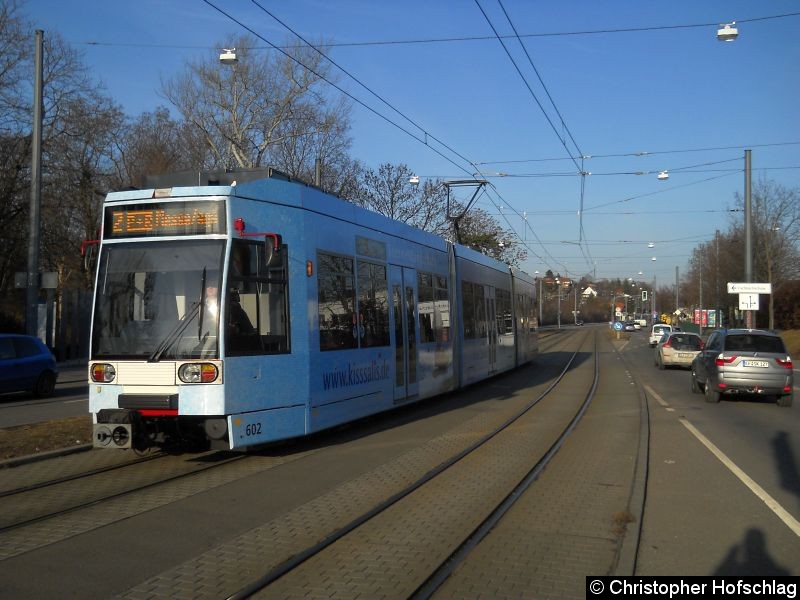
[691,329,793,407]
[0,334,58,397]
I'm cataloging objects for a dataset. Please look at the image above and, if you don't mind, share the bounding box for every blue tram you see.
[88,169,538,450]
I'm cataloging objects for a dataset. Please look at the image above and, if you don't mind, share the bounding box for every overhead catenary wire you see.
[239,0,572,276]
[247,0,476,171]
[475,0,595,273]
[200,0,474,179]
[76,12,800,50]
[476,141,800,166]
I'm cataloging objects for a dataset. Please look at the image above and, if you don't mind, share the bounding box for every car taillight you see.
[715,354,737,366]
[178,363,219,383]
[663,341,671,348]
[776,357,793,369]
[91,363,116,383]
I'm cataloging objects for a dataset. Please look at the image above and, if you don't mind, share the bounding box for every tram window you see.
[226,239,290,356]
[496,288,512,335]
[405,285,417,384]
[462,281,475,339]
[419,272,450,344]
[318,252,357,351]
[357,261,390,348]
[527,294,537,331]
[517,293,529,333]
[418,272,435,343]
[474,284,486,339]
[462,281,486,340]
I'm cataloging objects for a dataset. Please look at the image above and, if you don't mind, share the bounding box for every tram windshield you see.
[91,240,225,360]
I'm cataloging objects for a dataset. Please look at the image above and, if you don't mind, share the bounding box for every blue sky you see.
[21,1,800,283]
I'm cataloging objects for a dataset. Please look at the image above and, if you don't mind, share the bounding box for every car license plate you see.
[742,360,769,368]
[678,353,692,358]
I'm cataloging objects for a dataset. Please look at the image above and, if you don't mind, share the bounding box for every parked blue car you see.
[0,334,58,397]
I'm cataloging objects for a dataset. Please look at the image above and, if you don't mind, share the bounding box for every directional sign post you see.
[727,282,771,294]
[727,282,769,328]
[739,294,759,310]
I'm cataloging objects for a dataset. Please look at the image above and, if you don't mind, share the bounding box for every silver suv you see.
[691,329,793,407]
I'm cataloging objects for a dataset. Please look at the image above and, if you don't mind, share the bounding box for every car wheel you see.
[777,394,793,408]
[657,355,665,370]
[704,381,721,403]
[33,371,56,398]
[691,371,701,394]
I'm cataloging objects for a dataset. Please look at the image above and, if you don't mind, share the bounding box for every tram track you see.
[0,450,167,499]
[0,328,574,514]
[0,328,591,575]
[221,329,598,599]
[0,451,248,534]
[0,441,328,561]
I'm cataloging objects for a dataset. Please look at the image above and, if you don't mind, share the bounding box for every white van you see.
[649,324,672,347]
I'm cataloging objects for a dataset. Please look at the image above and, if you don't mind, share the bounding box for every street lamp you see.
[717,22,738,42]
[219,48,238,64]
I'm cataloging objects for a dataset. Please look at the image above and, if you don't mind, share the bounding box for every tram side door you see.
[390,265,419,403]
[486,285,497,373]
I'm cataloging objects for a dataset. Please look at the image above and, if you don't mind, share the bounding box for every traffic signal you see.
[642,290,648,301]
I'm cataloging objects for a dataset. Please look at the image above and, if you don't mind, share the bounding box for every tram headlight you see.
[91,363,116,383]
[178,363,219,384]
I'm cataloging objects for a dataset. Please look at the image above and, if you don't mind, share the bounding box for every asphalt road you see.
[619,330,799,575]
[0,364,88,428]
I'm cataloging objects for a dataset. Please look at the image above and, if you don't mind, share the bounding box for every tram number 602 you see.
[245,423,262,436]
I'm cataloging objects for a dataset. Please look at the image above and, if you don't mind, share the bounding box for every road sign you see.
[613,321,623,331]
[727,282,771,294]
[739,294,760,310]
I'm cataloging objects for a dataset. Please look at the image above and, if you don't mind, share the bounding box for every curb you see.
[0,443,93,469]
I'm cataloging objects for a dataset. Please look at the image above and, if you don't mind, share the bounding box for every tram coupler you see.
[93,409,138,449]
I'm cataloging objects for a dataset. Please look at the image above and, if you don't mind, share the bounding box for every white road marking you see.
[644,384,670,408]
[680,418,800,537]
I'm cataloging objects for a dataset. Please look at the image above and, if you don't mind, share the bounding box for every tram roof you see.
[105,169,532,280]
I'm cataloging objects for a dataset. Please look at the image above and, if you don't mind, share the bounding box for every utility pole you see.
[26,30,44,337]
[653,275,657,321]
[698,262,703,337]
[675,266,679,322]
[573,283,578,325]
[744,149,753,328]
[715,229,720,327]
[556,279,561,329]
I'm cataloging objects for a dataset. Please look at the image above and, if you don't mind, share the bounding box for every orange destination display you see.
[104,200,226,238]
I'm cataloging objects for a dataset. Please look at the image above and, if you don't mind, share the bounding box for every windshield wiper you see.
[147,303,200,363]
[148,268,207,363]
[198,267,207,341]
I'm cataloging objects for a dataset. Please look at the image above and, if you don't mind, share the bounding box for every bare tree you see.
[161,34,351,173]
[112,107,209,189]
[734,178,800,328]
[354,162,526,266]
[0,0,28,134]
[354,163,449,233]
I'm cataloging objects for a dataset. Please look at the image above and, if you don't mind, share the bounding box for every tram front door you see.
[390,265,419,403]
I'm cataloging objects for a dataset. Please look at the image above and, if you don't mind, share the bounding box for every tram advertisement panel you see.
[104,200,226,238]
